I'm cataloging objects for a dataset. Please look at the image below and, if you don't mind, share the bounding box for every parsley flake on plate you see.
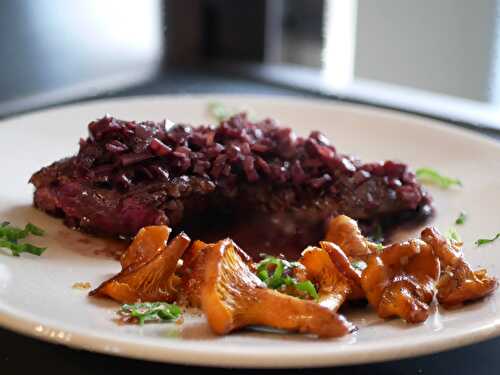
[118,302,182,325]
[207,102,258,123]
[475,233,500,247]
[0,222,46,257]
[455,211,467,225]
[415,168,462,189]
[208,102,232,122]
[446,228,462,244]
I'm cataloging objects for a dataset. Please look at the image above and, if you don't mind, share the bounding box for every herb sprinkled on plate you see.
[118,302,182,325]
[208,102,232,122]
[0,222,46,256]
[475,233,500,246]
[446,228,462,244]
[455,211,467,225]
[416,168,462,189]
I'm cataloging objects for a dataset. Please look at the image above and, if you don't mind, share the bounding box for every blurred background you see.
[1,0,499,129]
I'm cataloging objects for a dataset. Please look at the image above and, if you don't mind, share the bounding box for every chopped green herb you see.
[295,280,319,300]
[0,222,46,257]
[415,168,462,189]
[256,255,318,300]
[118,302,182,325]
[257,268,269,281]
[475,233,500,246]
[446,228,462,244]
[351,260,367,271]
[0,241,46,257]
[208,102,258,123]
[283,275,295,286]
[25,223,45,236]
[372,223,384,243]
[375,243,384,253]
[256,256,285,288]
[208,102,233,122]
[455,211,467,225]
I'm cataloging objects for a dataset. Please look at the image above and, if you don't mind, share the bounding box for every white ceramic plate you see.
[1,95,500,368]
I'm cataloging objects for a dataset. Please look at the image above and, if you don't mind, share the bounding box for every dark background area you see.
[1,324,499,374]
[2,0,499,127]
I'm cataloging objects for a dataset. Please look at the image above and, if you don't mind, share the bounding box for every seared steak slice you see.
[30,114,432,256]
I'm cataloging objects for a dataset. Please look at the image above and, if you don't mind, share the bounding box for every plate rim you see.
[1,93,500,368]
[1,92,499,151]
[1,300,499,368]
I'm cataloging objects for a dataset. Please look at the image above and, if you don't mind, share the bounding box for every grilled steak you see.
[30,113,432,257]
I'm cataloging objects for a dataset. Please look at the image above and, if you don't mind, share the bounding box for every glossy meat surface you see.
[30,114,432,256]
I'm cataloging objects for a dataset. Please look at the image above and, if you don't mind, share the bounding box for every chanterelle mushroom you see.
[90,226,190,303]
[361,238,440,323]
[319,241,366,300]
[325,215,380,259]
[120,225,172,269]
[178,240,214,308]
[421,227,498,307]
[299,246,351,312]
[195,238,356,337]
